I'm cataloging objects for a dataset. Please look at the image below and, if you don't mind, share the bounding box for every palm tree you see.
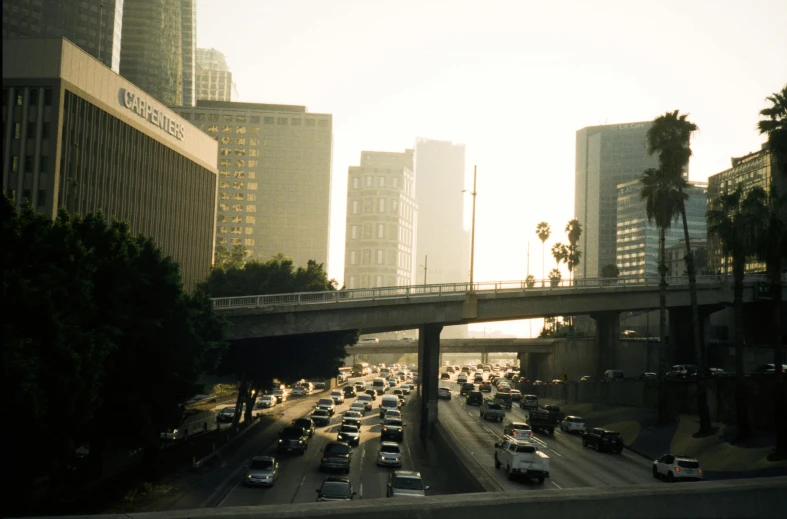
[757,85,787,459]
[707,185,766,442]
[565,219,583,285]
[647,110,712,436]
[758,84,787,177]
[536,222,551,285]
[640,167,685,425]
[551,242,567,269]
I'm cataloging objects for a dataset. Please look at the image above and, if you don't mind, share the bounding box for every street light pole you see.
[422,255,428,285]
[468,165,477,289]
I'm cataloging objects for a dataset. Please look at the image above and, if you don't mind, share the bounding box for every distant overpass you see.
[212,275,774,340]
[349,338,555,354]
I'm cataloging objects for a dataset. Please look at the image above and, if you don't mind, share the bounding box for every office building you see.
[120,0,195,106]
[344,150,418,290]
[2,0,124,73]
[616,180,707,278]
[575,122,658,279]
[707,145,785,275]
[174,100,333,268]
[196,48,234,102]
[3,38,219,288]
[181,0,197,107]
[413,138,469,285]
[666,240,708,278]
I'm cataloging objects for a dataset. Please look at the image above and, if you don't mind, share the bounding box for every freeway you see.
[216,375,448,507]
[437,373,657,490]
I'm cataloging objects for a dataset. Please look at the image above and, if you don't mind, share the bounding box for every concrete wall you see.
[45,477,787,518]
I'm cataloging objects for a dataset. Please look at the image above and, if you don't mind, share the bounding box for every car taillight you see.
[675,467,681,472]
[530,431,534,437]
[698,469,703,474]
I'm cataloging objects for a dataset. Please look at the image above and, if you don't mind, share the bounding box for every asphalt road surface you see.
[437,374,658,490]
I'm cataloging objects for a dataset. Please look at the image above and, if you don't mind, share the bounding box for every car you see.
[479,381,493,392]
[343,386,357,398]
[399,385,411,396]
[387,470,428,497]
[329,390,345,405]
[359,337,380,343]
[256,395,277,408]
[217,406,237,423]
[459,382,475,396]
[667,364,698,380]
[377,441,403,467]
[383,409,402,421]
[652,454,704,482]
[311,381,327,391]
[356,394,373,411]
[503,421,533,439]
[441,372,451,380]
[365,389,380,399]
[520,394,539,410]
[582,428,623,453]
[493,392,513,409]
[580,375,594,382]
[752,363,787,374]
[387,377,399,387]
[381,418,405,442]
[354,381,367,391]
[437,387,451,400]
[457,374,468,384]
[337,424,361,446]
[692,367,732,378]
[311,408,331,427]
[245,456,279,487]
[480,399,505,422]
[466,391,484,406]
[292,417,316,437]
[291,386,307,397]
[316,398,336,416]
[559,416,586,433]
[603,370,625,381]
[342,411,363,427]
[509,389,522,401]
[278,425,309,454]
[320,441,352,473]
[272,389,288,403]
[349,401,367,415]
[315,476,356,501]
[636,372,658,380]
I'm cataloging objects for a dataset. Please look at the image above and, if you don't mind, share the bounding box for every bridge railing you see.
[210,274,772,311]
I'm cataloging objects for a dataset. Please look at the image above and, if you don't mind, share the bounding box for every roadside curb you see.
[624,443,655,461]
[435,419,504,493]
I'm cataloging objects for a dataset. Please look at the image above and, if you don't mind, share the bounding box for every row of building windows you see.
[218,215,256,223]
[218,192,256,201]
[346,275,406,289]
[347,249,412,268]
[349,198,414,219]
[3,88,54,107]
[6,154,49,174]
[181,112,330,127]
[216,237,255,247]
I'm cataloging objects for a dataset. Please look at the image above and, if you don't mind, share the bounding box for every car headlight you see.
[278,439,283,443]
[299,440,303,444]
[247,474,252,478]
[383,427,388,431]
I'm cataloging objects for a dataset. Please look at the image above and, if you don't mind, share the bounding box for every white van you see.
[372,378,388,394]
[604,369,624,381]
[379,395,401,418]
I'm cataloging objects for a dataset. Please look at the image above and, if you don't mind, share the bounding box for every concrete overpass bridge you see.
[212,275,780,439]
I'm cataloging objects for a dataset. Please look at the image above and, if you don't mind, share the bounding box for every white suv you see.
[652,454,704,482]
[559,416,586,433]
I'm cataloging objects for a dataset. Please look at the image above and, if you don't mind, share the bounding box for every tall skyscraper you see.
[616,180,707,278]
[120,0,195,106]
[344,150,418,289]
[413,138,468,339]
[574,122,658,279]
[174,101,333,268]
[196,48,234,102]
[2,0,124,73]
[181,0,196,107]
[413,138,469,284]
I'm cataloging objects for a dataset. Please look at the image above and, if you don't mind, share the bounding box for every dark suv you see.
[292,417,315,438]
[460,383,475,396]
[278,426,309,454]
[582,428,623,453]
[667,364,698,380]
[320,441,352,473]
[466,391,484,406]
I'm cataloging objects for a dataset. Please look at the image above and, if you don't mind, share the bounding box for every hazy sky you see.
[196,0,787,336]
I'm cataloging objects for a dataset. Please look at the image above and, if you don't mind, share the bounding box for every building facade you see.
[2,38,219,288]
[575,122,658,279]
[616,180,708,278]
[3,0,124,73]
[196,48,233,102]
[180,0,196,107]
[120,0,192,106]
[174,101,333,268]
[707,145,785,275]
[666,240,708,278]
[344,150,418,290]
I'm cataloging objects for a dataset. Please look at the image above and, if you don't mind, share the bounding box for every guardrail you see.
[211,275,773,311]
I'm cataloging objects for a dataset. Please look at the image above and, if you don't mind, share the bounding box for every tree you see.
[647,110,712,436]
[536,222,551,284]
[640,167,684,426]
[564,219,583,285]
[2,197,226,511]
[757,84,787,459]
[758,84,787,177]
[601,264,620,278]
[213,244,247,270]
[708,185,767,442]
[551,242,567,269]
[200,256,355,425]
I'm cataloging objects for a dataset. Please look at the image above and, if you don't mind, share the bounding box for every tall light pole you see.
[463,165,478,289]
[420,255,428,285]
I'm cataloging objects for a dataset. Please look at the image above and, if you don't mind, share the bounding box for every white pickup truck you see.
[493,436,550,483]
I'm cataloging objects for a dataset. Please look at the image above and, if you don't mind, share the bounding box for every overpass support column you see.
[417,323,442,440]
[591,311,620,378]
[481,352,489,365]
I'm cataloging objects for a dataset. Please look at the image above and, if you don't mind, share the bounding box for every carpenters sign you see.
[119,88,185,141]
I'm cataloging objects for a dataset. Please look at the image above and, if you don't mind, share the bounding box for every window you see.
[219,181,230,189]
[207,124,219,133]
[319,119,330,127]
[235,137,247,145]
[217,214,228,223]
[352,177,359,189]
[377,224,384,239]
[234,149,246,156]
[247,182,258,190]
[379,199,385,212]
[218,226,228,234]
[392,200,398,213]
[233,171,245,178]
[231,215,243,223]
[377,250,384,264]
[277,117,288,125]
[221,136,231,144]
[245,227,253,235]
[219,203,229,211]
[219,170,230,177]
[291,118,301,126]
[39,156,48,172]
[351,200,359,214]
[223,115,233,122]
[250,127,260,135]
[246,216,256,224]
[249,138,260,146]
[235,159,245,167]
[219,192,230,200]
[231,238,242,246]
[306,119,315,126]
[376,275,383,286]
[246,205,256,212]
[250,116,260,123]
[221,125,232,133]
[14,122,21,139]
[248,149,259,157]
[236,115,247,123]
[264,116,274,124]
[208,113,219,122]
[220,148,231,155]
[379,176,385,187]
[24,155,33,172]
[365,176,372,187]
[44,88,53,106]
[363,224,372,238]
[244,238,255,246]
[16,93,23,106]
[247,171,256,179]
[27,122,36,137]
[247,193,257,201]
[233,193,244,201]
[247,160,259,167]
[219,159,231,167]
[217,237,227,245]
[351,225,358,239]
[236,126,247,134]
[181,112,191,120]
[350,251,357,265]
[233,182,245,189]
[363,249,371,264]
[37,189,46,206]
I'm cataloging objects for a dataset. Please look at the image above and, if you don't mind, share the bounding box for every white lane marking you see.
[552,481,562,488]
[289,474,308,504]
[216,477,240,507]
[360,483,363,497]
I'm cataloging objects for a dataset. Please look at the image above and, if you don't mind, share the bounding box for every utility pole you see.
[527,240,532,337]
[422,255,428,285]
[467,165,478,289]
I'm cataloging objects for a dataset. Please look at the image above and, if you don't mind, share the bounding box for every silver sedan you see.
[245,456,279,487]
[377,441,403,467]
